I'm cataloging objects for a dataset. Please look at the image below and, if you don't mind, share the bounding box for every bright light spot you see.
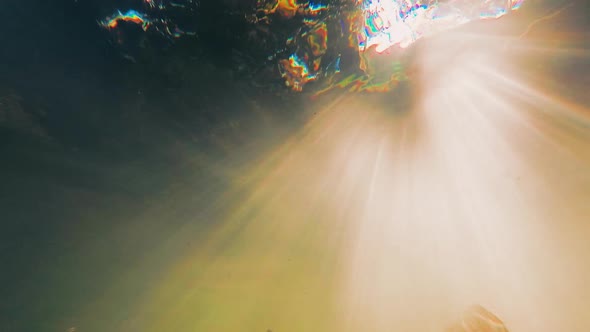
[359,0,524,53]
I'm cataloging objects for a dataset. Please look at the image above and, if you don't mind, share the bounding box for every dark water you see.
[1,1,299,330]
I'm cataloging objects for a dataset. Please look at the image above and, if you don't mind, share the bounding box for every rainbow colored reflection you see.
[358,0,526,53]
[256,0,328,18]
[273,0,526,92]
[279,54,318,92]
[99,1,198,41]
[99,0,527,93]
[100,10,151,31]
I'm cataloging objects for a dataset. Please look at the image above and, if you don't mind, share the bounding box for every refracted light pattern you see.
[99,0,198,40]
[256,0,328,18]
[358,0,525,53]
[278,21,329,91]
[279,54,319,91]
[101,10,151,31]
[265,0,527,92]
[99,0,526,93]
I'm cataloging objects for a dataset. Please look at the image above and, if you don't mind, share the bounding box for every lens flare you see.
[81,2,590,332]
